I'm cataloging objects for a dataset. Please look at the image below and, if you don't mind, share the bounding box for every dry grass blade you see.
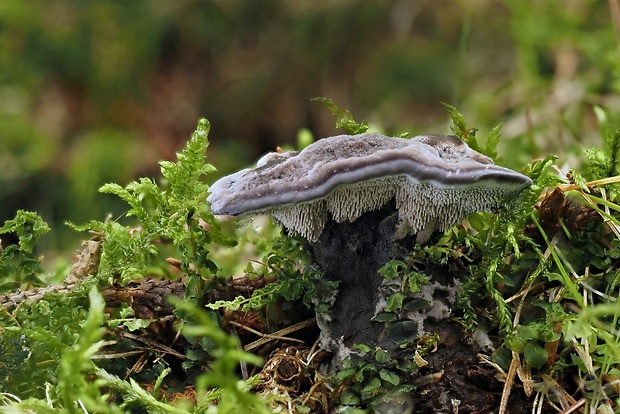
[243,318,316,351]
[559,398,586,414]
[499,355,519,414]
[117,331,187,360]
[540,374,578,412]
[478,354,507,380]
[91,349,147,360]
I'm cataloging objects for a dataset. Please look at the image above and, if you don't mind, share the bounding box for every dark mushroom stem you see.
[303,199,481,377]
[306,201,408,359]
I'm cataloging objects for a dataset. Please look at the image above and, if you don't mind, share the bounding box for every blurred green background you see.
[0,0,618,253]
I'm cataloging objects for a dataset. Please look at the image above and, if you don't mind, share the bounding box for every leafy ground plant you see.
[0,120,267,412]
[2,107,620,413]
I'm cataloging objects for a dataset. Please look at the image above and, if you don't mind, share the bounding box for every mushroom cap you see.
[207,133,533,241]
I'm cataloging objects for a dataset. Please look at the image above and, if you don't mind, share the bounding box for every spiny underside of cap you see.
[207,133,533,241]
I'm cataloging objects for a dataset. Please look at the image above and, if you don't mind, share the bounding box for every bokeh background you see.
[1,0,618,253]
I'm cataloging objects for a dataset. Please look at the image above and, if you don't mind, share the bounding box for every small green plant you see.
[375,247,447,347]
[312,97,369,135]
[173,299,269,413]
[443,103,501,160]
[0,119,275,412]
[206,235,333,314]
[446,105,620,412]
[68,119,234,292]
[0,210,50,292]
[2,288,120,413]
[335,345,415,412]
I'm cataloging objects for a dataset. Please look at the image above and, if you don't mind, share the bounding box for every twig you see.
[116,331,187,360]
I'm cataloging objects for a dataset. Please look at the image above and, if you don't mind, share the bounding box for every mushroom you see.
[208,133,532,244]
[207,132,532,367]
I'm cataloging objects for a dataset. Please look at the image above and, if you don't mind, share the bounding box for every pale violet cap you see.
[207,133,533,241]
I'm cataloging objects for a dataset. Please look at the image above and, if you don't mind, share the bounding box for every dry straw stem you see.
[243,318,317,352]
